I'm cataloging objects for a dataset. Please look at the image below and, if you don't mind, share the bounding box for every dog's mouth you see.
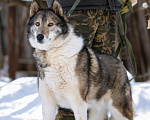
[37,40,43,44]
[37,38,51,44]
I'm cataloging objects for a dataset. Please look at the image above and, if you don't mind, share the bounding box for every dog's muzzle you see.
[37,34,44,43]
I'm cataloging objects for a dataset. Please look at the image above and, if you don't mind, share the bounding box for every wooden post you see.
[8,6,18,80]
[0,20,2,67]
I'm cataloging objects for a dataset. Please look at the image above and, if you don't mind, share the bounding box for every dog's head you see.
[27,0,69,50]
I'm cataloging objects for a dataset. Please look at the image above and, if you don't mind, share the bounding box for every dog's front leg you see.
[70,98,87,120]
[39,79,58,120]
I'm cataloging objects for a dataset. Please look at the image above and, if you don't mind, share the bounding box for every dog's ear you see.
[51,0,63,16]
[29,0,41,17]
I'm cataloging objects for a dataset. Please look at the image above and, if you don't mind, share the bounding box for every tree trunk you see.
[124,0,150,82]
[8,6,18,80]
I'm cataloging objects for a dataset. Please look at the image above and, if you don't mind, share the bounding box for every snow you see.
[131,82,150,120]
[0,77,42,120]
[0,77,150,120]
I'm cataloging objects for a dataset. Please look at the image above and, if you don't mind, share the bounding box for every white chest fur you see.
[37,30,84,109]
[42,53,80,108]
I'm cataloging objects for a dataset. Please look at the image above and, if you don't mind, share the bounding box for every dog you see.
[27,0,133,120]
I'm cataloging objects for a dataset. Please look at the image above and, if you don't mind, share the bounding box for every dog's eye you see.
[48,23,54,27]
[35,22,40,26]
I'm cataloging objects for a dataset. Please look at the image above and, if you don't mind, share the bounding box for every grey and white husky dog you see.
[27,0,133,120]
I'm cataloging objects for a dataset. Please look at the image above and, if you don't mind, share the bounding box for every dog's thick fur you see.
[27,0,133,120]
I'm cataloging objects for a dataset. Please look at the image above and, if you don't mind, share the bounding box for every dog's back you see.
[76,46,133,120]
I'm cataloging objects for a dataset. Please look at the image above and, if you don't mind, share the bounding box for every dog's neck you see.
[36,24,84,58]
[53,24,84,57]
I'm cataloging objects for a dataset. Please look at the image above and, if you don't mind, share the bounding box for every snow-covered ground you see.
[0,77,150,120]
[0,77,42,120]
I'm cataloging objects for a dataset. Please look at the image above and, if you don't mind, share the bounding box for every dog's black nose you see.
[37,34,44,41]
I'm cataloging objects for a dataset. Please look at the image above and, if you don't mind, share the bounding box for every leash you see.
[118,0,133,14]
[45,0,81,17]
[116,0,137,81]
[66,0,81,17]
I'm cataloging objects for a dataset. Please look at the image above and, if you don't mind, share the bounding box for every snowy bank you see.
[0,77,150,120]
[0,77,42,120]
